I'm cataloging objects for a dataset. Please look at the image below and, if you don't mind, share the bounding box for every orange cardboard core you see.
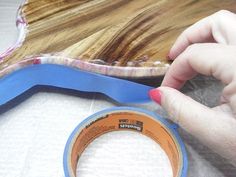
[70,111,181,176]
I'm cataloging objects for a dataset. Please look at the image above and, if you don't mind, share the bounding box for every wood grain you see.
[1,0,236,77]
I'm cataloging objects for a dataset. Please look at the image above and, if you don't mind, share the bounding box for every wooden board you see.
[1,0,236,78]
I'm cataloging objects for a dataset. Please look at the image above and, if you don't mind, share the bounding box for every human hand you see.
[149,10,236,166]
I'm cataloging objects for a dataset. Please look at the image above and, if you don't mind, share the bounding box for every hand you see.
[149,10,236,166]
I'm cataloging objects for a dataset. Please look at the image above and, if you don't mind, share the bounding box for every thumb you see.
[149,86,213,134]
[149,87,236,165]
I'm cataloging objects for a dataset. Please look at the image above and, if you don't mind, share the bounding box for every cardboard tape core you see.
[64,107,188,177]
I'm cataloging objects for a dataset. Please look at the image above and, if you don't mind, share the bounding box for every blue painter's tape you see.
[0,64,154,105]
[63,107,188,177]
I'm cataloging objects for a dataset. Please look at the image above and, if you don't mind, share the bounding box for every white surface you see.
[77,131,172,177]
[0,1,235,177]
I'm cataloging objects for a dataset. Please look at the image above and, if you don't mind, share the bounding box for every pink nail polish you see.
[149,89,162,105]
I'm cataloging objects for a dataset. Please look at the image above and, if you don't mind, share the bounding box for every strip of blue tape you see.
[63,107,188,177]
[0,64,154,105]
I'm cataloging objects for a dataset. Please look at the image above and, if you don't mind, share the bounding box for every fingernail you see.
[166,51,173,60]
[149,89,162,105]
[166,53,171,60]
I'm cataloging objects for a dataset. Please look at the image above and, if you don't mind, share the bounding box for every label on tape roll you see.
[63,107,188,177]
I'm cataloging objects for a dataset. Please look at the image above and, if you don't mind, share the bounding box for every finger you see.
[212,104,235,118]
[150,87,236,165]
[168,10,236,60]
[222,82,236,115]
[168,15,214,59]
[162,44,236,89]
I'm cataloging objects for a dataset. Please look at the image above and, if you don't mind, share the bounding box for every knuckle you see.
[184,44,198,56]
[211,10,235,35]
[213,10,235,23]
[215,10,232,17]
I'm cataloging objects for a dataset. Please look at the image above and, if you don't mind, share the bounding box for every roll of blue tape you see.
[63,107,188,177]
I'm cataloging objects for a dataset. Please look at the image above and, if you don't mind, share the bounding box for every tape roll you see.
[63,107,188,177]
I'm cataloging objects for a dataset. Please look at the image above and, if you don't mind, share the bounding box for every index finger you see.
[162,43,235,89]
[169,10,236,60]
[168,16,214,60]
